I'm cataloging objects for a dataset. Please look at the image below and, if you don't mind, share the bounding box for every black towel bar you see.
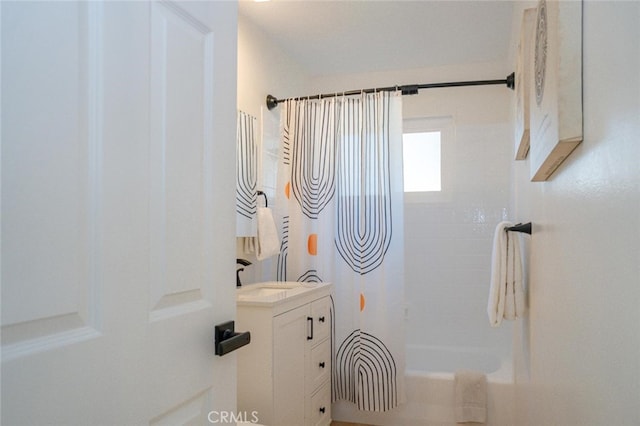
[505,222,532,235]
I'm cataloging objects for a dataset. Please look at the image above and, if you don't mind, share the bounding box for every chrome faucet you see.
[236,258,252,287]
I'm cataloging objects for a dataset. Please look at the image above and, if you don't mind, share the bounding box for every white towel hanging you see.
[488,221,525,326]
[256,207,280,261]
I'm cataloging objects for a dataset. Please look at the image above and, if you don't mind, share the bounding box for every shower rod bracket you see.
[401,84,419,95]
[266,72,515,110]
[266,94,279,111]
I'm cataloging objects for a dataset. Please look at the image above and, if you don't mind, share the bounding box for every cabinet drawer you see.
[309,340,331,391]
[307,381,331,426]
[310,297,331,343]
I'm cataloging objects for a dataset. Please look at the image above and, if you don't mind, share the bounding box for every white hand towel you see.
[256,207,280,261]
[488,221,525,326]
[504,230,516,320]
[454,370,487,424]
[504,227,526,320]
[488,221,511,327]
[512,231,525,318]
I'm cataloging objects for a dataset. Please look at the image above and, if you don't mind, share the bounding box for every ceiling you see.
[238,0,515,77]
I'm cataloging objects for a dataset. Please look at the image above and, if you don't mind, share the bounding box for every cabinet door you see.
[310,297,331,343]
[273,305,309,426]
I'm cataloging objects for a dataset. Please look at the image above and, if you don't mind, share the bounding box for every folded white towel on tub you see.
[454,370,487,424]
[488,221,525,326]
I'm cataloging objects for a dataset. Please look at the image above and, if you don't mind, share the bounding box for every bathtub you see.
[405,344,511,380]
[332,345,515,426]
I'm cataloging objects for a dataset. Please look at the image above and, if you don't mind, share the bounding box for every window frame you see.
[402,116,454,203]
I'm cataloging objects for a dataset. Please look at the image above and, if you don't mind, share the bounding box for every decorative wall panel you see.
[529,0,583,181]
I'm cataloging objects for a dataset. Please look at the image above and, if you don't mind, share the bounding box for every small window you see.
[402,131,441,192]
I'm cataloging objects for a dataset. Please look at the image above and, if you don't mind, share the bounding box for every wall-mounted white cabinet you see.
[237,282,333,426]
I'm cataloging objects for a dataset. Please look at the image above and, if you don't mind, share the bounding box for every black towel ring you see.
[256,190,268,208]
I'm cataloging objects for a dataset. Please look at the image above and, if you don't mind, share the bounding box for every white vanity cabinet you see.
[237,282,333,426]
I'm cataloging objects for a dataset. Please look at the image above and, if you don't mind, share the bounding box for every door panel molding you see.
[1,1,104,360]
[148,1,215,321]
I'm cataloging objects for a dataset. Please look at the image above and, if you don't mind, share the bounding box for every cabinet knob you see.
[319,361,325,369]
[318,316,325,323]
[319,407,326,414]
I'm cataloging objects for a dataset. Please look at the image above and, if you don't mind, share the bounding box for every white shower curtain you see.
[236,110,258,237]
[275,92,405,411]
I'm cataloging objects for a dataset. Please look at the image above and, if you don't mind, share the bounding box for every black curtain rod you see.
[266,72,514,110]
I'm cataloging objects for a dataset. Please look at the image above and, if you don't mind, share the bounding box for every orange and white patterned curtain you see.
[275,92,405,411]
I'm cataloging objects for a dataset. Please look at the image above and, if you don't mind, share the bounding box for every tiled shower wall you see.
[403,118,513,355]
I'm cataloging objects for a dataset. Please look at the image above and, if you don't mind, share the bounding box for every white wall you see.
[511,1,640,424]
[236,15,311,284]
[312,62,515,366]
[237,15,310,120]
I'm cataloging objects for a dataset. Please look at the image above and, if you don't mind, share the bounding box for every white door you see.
[1,1,238,424]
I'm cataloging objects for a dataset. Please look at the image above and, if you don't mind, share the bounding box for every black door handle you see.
[214,321,250,356]
[307,317,313,340]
